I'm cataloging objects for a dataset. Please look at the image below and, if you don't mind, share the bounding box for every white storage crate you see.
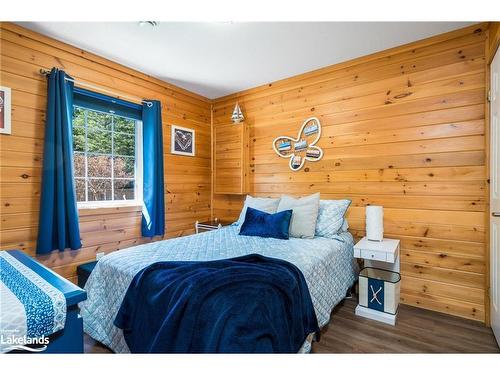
[359,267,400,315]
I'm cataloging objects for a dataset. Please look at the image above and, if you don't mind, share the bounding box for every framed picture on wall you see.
[171,125,195,156]
[0,86,12,135]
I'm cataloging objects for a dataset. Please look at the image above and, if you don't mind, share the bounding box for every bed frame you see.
[6,250,87,353]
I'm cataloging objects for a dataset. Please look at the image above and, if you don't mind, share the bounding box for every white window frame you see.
[74,107,143,210]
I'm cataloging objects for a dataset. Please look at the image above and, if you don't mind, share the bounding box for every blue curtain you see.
[36,68,81,254]
[141,101,165,237]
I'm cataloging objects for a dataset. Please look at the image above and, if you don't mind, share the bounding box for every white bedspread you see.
[80,226,356,353]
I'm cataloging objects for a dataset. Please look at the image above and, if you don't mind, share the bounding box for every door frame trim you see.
[486,23,500,328]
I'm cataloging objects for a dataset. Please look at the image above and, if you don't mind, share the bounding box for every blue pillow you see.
[239,207,293,240]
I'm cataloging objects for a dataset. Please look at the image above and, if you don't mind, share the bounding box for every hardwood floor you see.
[84,335,112,354]
[84,298,500,353]
[312,298,499,353]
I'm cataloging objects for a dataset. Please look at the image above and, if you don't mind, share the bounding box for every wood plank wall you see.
[488,22,500,62]
[212,24,490,322]
[0,23,212,284]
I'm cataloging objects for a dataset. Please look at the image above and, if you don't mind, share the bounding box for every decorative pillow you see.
[315,199,351,238]
[340,218,349,232]
[239,207,293,240]
[276,193,320,239]
[234,195,281,228]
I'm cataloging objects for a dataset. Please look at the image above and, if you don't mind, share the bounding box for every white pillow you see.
[340,218,349,232]
[235,196,281,227]
[315,199,351,238]
[277,193,320,239]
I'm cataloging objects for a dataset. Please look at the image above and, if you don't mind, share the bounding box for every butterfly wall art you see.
[272,117,323,171]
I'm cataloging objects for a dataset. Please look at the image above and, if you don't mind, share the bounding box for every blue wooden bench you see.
[6,250,87,353]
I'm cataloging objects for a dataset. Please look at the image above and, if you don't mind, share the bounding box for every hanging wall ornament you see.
[231,102,244,123]
[272,117,323,171]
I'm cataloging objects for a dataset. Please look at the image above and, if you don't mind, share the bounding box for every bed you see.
[1,250,87,353]
[80,225,356,353]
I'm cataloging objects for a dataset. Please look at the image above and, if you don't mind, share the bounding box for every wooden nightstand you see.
[195,219,230,233]
[353,237,400,325]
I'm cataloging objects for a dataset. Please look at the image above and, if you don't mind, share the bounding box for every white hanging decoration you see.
[272,117,324,171]
[231,103,244,123]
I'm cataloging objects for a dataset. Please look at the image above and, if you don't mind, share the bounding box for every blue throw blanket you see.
[114,254,319,353]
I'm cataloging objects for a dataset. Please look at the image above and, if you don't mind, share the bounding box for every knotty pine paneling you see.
[212,24,490,322]
[0,22,211,280]
[488,22,500,63]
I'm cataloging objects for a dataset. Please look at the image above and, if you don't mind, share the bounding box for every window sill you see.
[78,201,142,216]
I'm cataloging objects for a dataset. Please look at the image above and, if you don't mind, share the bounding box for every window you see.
[72,106,142,206]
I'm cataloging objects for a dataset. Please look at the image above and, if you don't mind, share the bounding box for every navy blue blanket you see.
[114,254,319,353]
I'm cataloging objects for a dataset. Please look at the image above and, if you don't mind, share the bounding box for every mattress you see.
[80,225,356,353]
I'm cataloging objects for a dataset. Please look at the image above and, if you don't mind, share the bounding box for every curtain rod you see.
[39,69,153,107]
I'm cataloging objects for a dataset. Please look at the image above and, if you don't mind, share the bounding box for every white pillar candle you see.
[366,205,384,241]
